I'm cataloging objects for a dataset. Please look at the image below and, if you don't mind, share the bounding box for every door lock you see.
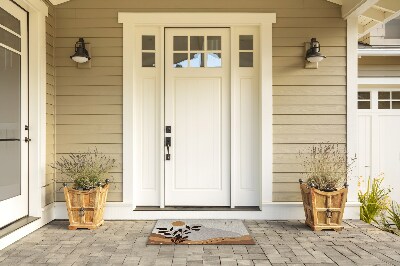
[24,137,31,143]
[165,137,171,160]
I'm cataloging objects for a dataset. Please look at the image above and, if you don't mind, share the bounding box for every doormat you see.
[148,220,255,245]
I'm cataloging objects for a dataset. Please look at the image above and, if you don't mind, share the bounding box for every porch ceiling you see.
[327,0,400,39]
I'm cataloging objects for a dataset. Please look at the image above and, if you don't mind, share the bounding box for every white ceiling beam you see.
[342,0,380,19]
[361,8,387,22]
[374,0,400,12]
[47,0,70,5]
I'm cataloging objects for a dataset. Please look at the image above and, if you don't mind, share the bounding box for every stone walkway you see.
[0,220,399,265]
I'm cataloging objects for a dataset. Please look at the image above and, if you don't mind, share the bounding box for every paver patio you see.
[0,220,399,266]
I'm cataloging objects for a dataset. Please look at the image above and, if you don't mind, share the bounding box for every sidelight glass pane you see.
[392,101,400,109]
[0,27,21,51]
[173,53,188,68]
[392,91,400,99]
[142,35,155,50]
[0,7,20,34]
[239,35,253,50]
[142,52,155,67]
[207,36,221,50]
[0,47,21,201]
[190,53,204,67]
[239,52,253,67]
[207,53,222,68]
[190,36,204,51]
[173,36,188,51]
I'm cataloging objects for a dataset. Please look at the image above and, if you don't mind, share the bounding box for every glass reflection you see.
[207,53,221,68]
[190,53,204,67]
[173,53,188,68]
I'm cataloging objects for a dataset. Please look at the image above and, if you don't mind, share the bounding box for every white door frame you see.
[119,13,276,209]
[11,0,48,217]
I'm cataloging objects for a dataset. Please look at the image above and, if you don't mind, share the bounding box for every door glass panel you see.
[173,36,188,51]
[190,36,204,51]
[392,91,400,99]
[358,101,370,109]
[0,27,21,51]
[0,7,20,34]
[378,91,390,99]
[173,53,188,68]
[207,53,222,68]
[207,36,221,50]
[392,101,400,109]
[0,47,21,201]
[378,101,390,109]
[189,53,204,67]
[358,92,370,99]
[142,52,155,67]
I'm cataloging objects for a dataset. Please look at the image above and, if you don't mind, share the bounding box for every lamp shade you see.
[70,38,91,63]
[305,38,326,63]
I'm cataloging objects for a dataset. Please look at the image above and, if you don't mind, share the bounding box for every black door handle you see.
[165,137,171,160]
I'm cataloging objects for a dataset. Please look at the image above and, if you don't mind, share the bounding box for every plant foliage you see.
[52,148,116,190]
[299,143,355,191]
[358,177,391,224]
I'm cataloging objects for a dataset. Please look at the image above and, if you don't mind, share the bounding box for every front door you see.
[0,0,28,228]
[164,28,230,206]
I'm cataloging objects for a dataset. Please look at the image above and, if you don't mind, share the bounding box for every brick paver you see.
[0,220,399,265]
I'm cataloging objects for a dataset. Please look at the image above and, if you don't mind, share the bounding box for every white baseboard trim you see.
[54,201,361,220]
[0,203,55,250]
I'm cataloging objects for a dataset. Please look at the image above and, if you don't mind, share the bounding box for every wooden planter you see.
[299,181,347,231]
[63,183,109,230]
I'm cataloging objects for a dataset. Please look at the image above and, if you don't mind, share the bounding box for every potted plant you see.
[53,148,116,230]
[298,143,355,231]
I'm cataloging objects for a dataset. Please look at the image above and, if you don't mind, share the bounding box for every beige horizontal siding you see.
[45,1,56,207]
[55,0,346,203]
[359,56,400,77]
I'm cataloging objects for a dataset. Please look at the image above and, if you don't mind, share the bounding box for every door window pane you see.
[207,53,221,68]
[392,91,400,99]
[0,27,21,51]
[207,36,221,50]
[0,47,21,201]
[174,36,188,51]
[378,101,390,109]
[190,53,204,68]
[358,101,370,109]
[190,36,204,51]
[173,53,188,68]
[378,91,390,99]
[358,92,370,100]
[0,7,20,34]
[392,101,400,109]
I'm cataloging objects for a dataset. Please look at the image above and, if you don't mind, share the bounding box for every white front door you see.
[0,0,29,228]
[164,28,230,206]
[357,89,400,203]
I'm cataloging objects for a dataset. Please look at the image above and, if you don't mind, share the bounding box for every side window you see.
[358,91,371,109]
[239,35,253,67]
[142,35,155,67]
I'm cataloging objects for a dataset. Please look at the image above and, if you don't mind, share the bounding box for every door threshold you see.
[135,206,260,211]
[0,216,39,239]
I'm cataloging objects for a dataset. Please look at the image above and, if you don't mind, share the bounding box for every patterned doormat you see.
[148,220,255,245]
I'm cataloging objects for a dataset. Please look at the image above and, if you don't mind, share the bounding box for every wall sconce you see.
[70,37,91,66]
[305,38,326,69]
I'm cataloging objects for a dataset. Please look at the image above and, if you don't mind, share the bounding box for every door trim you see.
[119,13,276,209]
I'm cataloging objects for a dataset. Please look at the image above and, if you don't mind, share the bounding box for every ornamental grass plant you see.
[52,148,116,190]
[299,143,355,191]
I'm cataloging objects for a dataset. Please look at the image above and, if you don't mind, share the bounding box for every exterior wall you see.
[55,0,346,202]
[45,1,56,207]
[359,56,400,77]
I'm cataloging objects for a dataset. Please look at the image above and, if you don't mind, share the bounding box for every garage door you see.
[358,89,400,202]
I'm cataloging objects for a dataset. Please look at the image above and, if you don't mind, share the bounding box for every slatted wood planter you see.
[63,184,109,230]
[299,182,347,231]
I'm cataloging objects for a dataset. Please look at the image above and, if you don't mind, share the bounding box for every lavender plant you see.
[52,148,116,190]
[299,143,355,191]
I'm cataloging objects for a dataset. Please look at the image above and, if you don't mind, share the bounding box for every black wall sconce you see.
[305,38,326,69]
[70,37,91,66]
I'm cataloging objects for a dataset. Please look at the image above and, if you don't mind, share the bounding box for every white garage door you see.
[358,89,400,202]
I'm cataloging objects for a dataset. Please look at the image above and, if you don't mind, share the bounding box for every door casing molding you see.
[119,13,276,209]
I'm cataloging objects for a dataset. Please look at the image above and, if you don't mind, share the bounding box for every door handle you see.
[24,137,31,143]
[165,137,171,160]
